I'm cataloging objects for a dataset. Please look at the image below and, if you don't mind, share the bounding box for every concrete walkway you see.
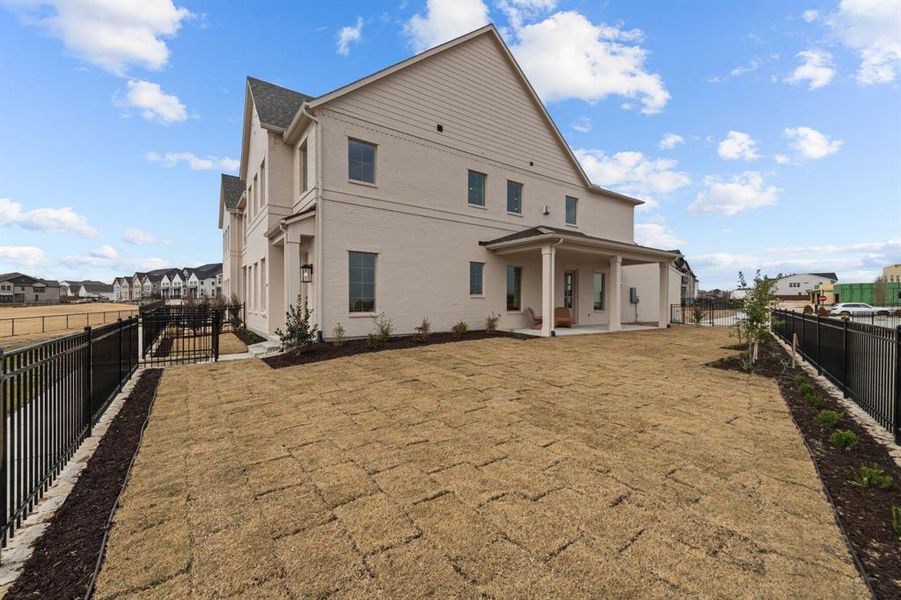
[93,327,867,598]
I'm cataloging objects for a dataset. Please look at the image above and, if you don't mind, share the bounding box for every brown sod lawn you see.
[94,327,868,598]
[218,332,248,355]
[0,302,138,340]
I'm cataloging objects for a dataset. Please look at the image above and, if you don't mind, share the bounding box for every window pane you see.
[468,170,485,206]
[507,181,522,214]
[593,273,605,310]
[506,266,521,311]
[349,251,376,312]
[566,196,578,224]
[470,262,484,295]
[349,139,376,183]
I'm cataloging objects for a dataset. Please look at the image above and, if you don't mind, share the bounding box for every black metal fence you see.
[671,300,744,328]
[0,317,139,546]
[772,309,899,443]
[140,306,221,367]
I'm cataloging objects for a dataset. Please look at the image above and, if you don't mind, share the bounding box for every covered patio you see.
[481,226,677,337]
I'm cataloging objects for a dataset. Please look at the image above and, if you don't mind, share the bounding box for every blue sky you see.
[0,0,898,289]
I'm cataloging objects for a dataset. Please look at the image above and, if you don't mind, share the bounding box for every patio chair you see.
[526,307,542,328]
[554,307,573,327]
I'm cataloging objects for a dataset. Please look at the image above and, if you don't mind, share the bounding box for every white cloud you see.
[828,0,901,85]
[404,0,490,53]
[784,49,835,90]
[571,116,591,133]
[0,198,96,236]
[575,149,690,208]
[10,0,192,76]
[694,239,901,289]
[59,251,168,272]
[509,11,670,114]
[91,244,118,259]
[145,151,238,171]
[122,228,158,246]
[0,246,52,270]
[635,220,685,249]
[116,80,187,124]
[658,133,684,150]
[774,154,790,165]
[337,17,363,56]
[708,57,766,83]
[783,126,843,159]
[497,0,557,30]
[802,9,819,22]
[689,172,780,215]
[717,131,760,161]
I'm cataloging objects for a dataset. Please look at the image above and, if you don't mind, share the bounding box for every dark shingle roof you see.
[247,77,313,130]
[221,174,245,210]
[480,226,676,255]
[81,282,113,293]
[811,272,838,281]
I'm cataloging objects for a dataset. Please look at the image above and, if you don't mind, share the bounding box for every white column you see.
[658,261,671,328]
[608,255,622,332]
[541,244,556,337]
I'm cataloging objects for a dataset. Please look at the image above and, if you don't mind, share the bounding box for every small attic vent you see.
[529,161,534,167]
[436,124,444,132]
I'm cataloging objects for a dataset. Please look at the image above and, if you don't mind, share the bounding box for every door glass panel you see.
[564,272,574,309]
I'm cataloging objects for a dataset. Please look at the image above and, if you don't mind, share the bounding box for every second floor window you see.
[565,196,578,225]
[348,139,376,183]
[507,181,522,214]
[468,170,486,206]
[299,142,308,191]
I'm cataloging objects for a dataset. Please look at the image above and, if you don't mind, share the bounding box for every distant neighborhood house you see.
[60,280,114,301]
[774,272,838,299]
[0,272,62,305]
[112,264,223,301]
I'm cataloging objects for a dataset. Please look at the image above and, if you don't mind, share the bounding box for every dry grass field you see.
[0,303,138,343]
[94,327,867,598]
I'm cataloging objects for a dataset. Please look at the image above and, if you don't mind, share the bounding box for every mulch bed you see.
[710,337,901,599]
[264,329,531,369]
[6,369,163,600]
[234,326,266,346]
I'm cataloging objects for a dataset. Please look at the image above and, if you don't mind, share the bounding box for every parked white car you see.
[829,303,889,316]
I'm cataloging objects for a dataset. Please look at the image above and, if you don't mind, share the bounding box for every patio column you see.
[541,244,555,337]
[609,255,622,332]
[659,261,671,328]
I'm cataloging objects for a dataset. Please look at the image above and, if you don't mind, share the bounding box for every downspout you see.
[301,104,325,342]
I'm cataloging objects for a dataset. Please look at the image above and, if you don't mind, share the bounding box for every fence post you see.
[894,325,900,445]
[117,318,123,384]
[841,320,848,397]
[83,326,93,437]
[815,314,821,375]
[212,309,221,361]
[1,347,6,551]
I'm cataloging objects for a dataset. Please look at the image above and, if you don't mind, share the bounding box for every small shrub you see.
[368,312,393,348]
[797,380,814,395]
[802,304,814,315]
[817,306,829,317]
[485,312,501,334]
[414,317,431,343]
[452,320,469,337]
[850,464,893,490]
[804,389,823,409]
[892,506,901,539]
[816,410,842,429]
[690,304,705,326]
[830,429,859,451]
[794,374,809,388]
[274,297,317,352]
[332,322,346,347]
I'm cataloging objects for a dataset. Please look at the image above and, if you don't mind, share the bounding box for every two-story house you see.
[0,273,62,305]
[218,25,682,339]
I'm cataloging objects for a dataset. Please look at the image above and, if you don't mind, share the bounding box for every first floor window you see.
[468,170,486,206]
[565,196,578,225]
[506,266,521,311]
[470,262,484,296]
[506,181,522,214]
[593,273,605,310]
[349,251,376,312]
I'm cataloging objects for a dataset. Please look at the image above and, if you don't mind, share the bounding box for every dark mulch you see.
[6,369,163,600]
[710,337,901,599]
[234,326,265,346]
[264,330,531,369]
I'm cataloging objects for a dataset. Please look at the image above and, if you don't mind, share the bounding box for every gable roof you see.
[247,77,313,131]
[480,226,675,259]
[221,174,244,210]
[810,272,838,281]
[300,25,641,206]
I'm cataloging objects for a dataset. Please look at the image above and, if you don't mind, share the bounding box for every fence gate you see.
[139,306,221,367]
